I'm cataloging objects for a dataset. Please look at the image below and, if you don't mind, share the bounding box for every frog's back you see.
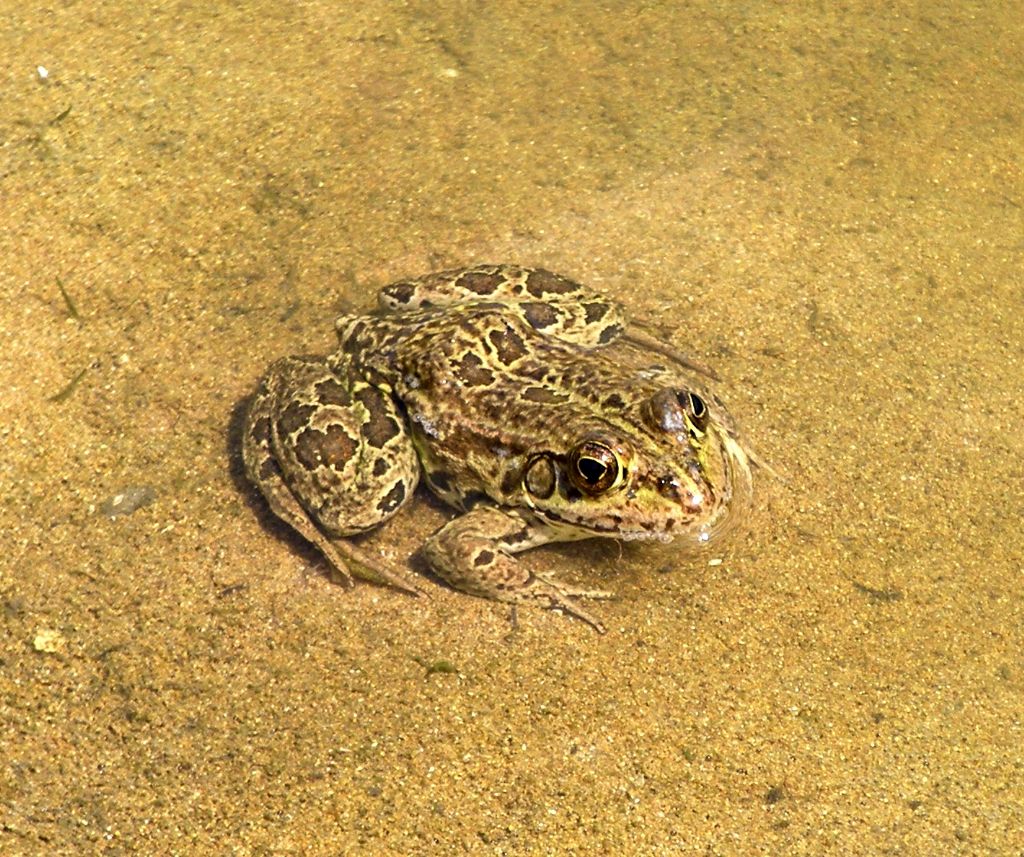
[385,306,674,507]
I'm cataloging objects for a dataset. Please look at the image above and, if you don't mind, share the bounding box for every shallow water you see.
[2,2,1021,853]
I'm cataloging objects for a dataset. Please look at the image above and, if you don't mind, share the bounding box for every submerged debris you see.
[412,655,458,676]
[852,581,903,603]
[55,275,81,321]
[47,367,88,402]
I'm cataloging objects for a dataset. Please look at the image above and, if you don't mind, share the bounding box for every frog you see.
[241,264,754,632]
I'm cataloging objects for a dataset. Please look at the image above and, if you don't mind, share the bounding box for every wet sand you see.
[2,2,1021,853]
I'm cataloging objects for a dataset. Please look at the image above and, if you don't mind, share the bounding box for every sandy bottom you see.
[2,2,1021,854]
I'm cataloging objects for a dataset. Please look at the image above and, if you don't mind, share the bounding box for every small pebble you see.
[33,629,65,653]
[100,486,157,518]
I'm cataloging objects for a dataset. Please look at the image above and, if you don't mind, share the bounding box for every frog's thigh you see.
[422,506,612,632]
[245,361,359,587]
[265,356,419,536]
[244,356,424,594]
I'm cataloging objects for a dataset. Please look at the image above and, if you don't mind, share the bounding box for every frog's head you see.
[520,386,753,548]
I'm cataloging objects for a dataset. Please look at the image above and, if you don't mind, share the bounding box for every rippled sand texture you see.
[2,2,1021,853]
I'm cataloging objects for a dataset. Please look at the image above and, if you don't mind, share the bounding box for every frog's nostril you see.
[656,474,678,496]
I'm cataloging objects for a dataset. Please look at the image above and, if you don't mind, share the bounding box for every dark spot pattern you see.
[372,457,390,477]
[521,386,569,404]
[488,326,527,364]
[473,549,495,567]
[459,271,505,294]
[251,414,272,443]
[499,468,521,495]
[341,320,368,354]
[598,323,624,345]
[383,283,415,304]
[503,529,532,547]
[525,269,580,297]
[277,401,316,437]
[294,424,357,471]
[583,301,610,323]
[603,392,626,410]
[258,455,280,481]
[656,474,679,497]
[376,480,406,514]
[353,387,400,448]
[313,377,351,407]
[456,352,496,386]
[522,301,559,330]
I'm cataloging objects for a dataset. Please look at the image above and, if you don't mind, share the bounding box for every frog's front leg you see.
[242,355,424,595]
[422,506,614,633]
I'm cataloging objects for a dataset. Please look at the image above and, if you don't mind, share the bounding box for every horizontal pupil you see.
[578,458,607,482]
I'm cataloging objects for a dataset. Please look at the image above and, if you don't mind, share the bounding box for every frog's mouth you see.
[536,514,677,544]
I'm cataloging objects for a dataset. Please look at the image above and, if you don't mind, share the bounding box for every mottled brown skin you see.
[242,265,753,632]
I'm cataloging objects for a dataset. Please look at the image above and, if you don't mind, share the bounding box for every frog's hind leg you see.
[379,264,629,351]
[620,325,722,381]
[242,356,424,596]
[378,264,559,310]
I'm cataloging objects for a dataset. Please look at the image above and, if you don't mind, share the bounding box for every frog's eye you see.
[568,441,622,494]
[677,390,709,432]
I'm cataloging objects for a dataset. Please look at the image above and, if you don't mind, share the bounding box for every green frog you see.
[242,264,754,632]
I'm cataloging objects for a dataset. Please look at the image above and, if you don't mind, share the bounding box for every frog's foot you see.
[422,506,613,633]
[322,536,426,597]
[622,325,721,381]
[511,573,615,634]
